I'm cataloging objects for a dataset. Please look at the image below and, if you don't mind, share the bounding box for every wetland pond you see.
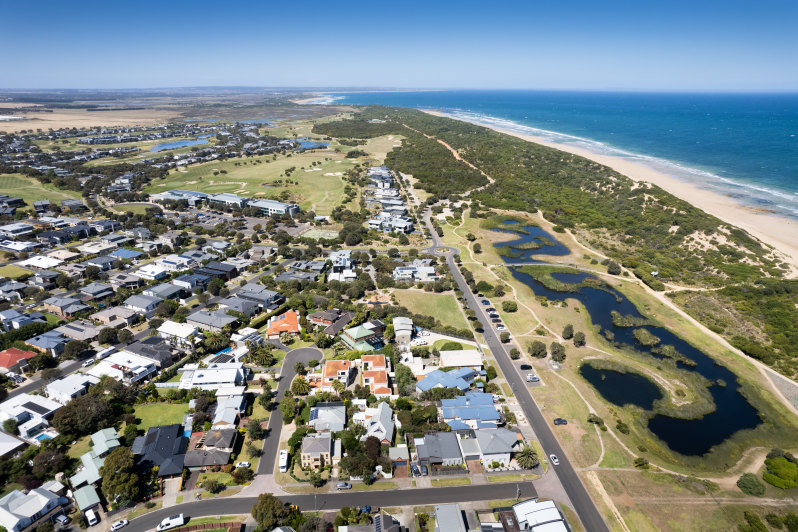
[493,222,762,456]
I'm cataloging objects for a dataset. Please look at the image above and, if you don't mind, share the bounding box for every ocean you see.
[323,90,798,220]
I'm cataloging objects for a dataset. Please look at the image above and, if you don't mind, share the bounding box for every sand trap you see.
[185,180,198,185]
[323,172,344,176]
[304,168,322,172]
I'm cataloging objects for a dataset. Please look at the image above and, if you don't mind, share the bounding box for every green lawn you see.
[198,471,235,487]
[0,264,32,280]
[432,339,469,351]
[110,204,155,215]
[392,290,469,330]
[143,149,355,215]
[67,435,92,459]
[0,173,82,206]
[431,477,471,487]
[133,403,189,430]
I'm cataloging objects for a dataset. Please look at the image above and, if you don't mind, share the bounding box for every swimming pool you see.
[35,433,52,441]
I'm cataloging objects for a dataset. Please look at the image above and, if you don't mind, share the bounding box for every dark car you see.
[481,300,490,305]
[554,418,568,426]
[520,364,532,370]
[420,465,429,476]
[478,293,484,298]
[491,318,501,323]
[410,464,421,477]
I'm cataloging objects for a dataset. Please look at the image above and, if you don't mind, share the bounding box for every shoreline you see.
[423,109,798,273]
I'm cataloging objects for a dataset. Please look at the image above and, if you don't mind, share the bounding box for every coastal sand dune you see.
[424,110,798,273]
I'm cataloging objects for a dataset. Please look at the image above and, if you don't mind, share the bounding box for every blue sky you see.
[2,0,797,90]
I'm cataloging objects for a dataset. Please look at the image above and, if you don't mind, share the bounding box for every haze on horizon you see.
[2,0,797,92]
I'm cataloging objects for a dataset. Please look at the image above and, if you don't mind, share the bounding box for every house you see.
[218,296,260,317]
[236,283,282,309]
[392,316,413,346]
[361,354,391,397]
[184,428,238,470]
[0,223,34,239]
[123,294,162,318]
[90,306,139,328]
[355,402,395,445]
[416,432,463,467]
[473,428,521,466]
[308,309,355,336]
[433,504,467,532]
[131,424,188,478]
[101,233,133,247]
[178,362,247,391]
[211,387,247,430]
[124,337,176,367]
[46,373,100,405]
[54,320,102,343]
[18,256,63,270]
[25,330,69,356]
[156,254,196,273]
[512,499,568,531]
[33,200,51,214]
[275,270,318,283]
[172,273,210,292]
[69,428,121,488]
[82,255,116,272]
[126,227,152,240]
[30,270,60,290]
[0,487,66,532]
[133,263,168,281]
[88,351,156,383]
[43,296,89,318]
[300,433,332,470]
[440,350,483,370]
[61,198,86,212]
[392,263,438,283]
[158,320,199,349]
[340,320,385,352]
[108,272,143,291]
[0,310,45,331]
[308,402,346,432]
[0,431,26,459]
[108,248,142,261]
[265,310,300,339]
[186,309,238,333]
[73,485,101,514]
[441,393,500,430]
[77,241,117,256]
[88,219,122,233]
[0,393,61,439]
[0,347,38,374]
[143,282,188,301]
[416,368,477,394]
[319,360,354,391]
[194,261,238,281]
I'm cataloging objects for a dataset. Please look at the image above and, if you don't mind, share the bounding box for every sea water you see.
[329,90,798,220]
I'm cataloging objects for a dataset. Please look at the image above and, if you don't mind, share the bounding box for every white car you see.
[549,454,560,466]
[110,520,128,531]
[85,509,99,527]
[82,359,94,368]
[156,515,186,532]
[235,461,251,468]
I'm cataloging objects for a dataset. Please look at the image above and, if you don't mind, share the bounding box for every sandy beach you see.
[424,110,798,272]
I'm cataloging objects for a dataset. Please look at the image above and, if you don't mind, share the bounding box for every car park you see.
[526,373,540,382]
[336,482,352,490]
[110,520,128,531]
[235,461,250,468]
[553,418,568,425]
[156,514,186,532]
[549,454,560,466]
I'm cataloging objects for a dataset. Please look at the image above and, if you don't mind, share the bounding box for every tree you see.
[331,379,345,394]
[280,398,296,424]
[248,419,266,440]
[3,418,18,435]
[294,362,306,376]
[573,331,586,347]
[607,261,621,275]
[40,368,61,382]
[232,467,254,484]
[509,348,521,360]
[737,473,766,496]
[465,233,476,241]
[64,340,89,359]
[99,447,140,506]
[208,277,225,296]
[473,243,482,254]
[85,265,101,280]
[291,377,310,396]
[500,331,510,343]
[308,470,325,488]
[204,478,225,494]
[118,328,133,344]
[516,446,540,469]
[394,363,415,396]
[493,285,506,297]
[51,394,112,436]
[252,493,291,531]
[98,327,118,345]
[502,301,517,312]
[32,449,67,477]
[365,436,381,461]
[550,342,566,362]
[562,324,574,339]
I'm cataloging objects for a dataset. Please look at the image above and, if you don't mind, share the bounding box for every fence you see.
[171,522,243,532]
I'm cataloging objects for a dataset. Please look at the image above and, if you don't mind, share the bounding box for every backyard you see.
[392,290,470,330]
[133,403,190,430]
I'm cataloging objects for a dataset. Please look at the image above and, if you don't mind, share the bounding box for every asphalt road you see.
[423,212,610,532]
[257,347,323,475]
[127,482,537,532]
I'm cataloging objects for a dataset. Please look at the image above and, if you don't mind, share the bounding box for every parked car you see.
[526,373,540,382]
[82,360,94,368]
[235,461,250,468]
[85,510,99,527]
[156,515,186,532]
[491,318,501,323]
[110,520,128,531]
[520,364,532,370]
[481,299,490,305]
[549,454,560,466]
[553,418,568,426]
[486,307,496,312]
[420,465,428,476]
[410,464,421,477]
[478,293,484,298]
[54,515,70,527]
[336,482,352,490]
[496,325,506,331]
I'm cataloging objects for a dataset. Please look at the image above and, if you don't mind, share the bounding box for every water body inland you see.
[150,139,208,152]
[494,224,762,456]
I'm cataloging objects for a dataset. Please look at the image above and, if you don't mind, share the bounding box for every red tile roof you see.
[0,347,38,369]
[266,311,300,336]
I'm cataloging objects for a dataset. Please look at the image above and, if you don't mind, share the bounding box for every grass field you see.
[431,477,471,487]
[0,173,82,206]
[133,402,189,430]
[67,435,92,459]
[143,148,355,215]
[0,264,32,280]
[392,290,469,330]
[110,204,154,215]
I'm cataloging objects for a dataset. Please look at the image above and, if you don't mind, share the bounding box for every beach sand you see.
[424,110,798,272]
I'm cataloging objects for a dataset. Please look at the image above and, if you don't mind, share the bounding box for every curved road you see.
[423,211,609,532]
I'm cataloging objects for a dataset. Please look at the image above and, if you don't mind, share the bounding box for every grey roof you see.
[131,424,187,477]
[475,428,519,455]
[434,504,467,532]
[301,433,332,456]
[187,309,238,330]
[219,296,259,316]
[124,293,162,310]
[125,337,174,366]
[419,432,462,462]
[184,449,230,467]
[362,402,394,443]
[204,429,237,449]
[308,403,346,432]
[81,282,113,297]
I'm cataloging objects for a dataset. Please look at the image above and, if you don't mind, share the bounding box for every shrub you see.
[736,473,766,496]
[573,331,586,347]
[509,348,520,360]
[562,324,573,339]
[633,457,649,469]
[501,301,517,313]
[615,420,630,435]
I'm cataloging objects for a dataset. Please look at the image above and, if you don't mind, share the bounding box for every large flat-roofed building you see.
[207,193,249,208]
[250,199,300,217]
[150,190,209,207]
[511,498,569,531]
[178,362,247,391]
[45,374,100,405]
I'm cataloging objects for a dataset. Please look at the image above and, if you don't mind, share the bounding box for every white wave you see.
[440,109,798,221]
[304,95,345,105]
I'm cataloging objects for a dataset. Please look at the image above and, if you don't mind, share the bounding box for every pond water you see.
[493,221,571,259]
[150,139,208,152]
[579,364,663,410]
[506,266,763,456]
[297,140,329,151]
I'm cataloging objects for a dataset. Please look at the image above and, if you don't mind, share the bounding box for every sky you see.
[2,0,797,91]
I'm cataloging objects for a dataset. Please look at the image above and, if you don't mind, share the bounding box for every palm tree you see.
[516,446,540,469]
[291,377,310,396]
[331,380,345,394]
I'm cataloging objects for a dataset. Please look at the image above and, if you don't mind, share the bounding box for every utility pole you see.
[516,483,521,501]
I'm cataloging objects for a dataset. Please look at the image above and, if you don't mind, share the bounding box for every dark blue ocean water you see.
[326,90,798,220]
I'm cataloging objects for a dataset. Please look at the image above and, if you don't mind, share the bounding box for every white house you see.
[0,393,62,440]
[157,320,200,349]
[179,362,247,391]
[133,263,168,281]
[0,487,65,532]
[88,352,157,383]
[45,374,100,405]
[440,350,483,370]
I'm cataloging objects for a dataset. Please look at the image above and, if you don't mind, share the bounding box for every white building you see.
[392,316,413,346]
[0,393,62,440]
[440,350,483,370]
[0,487,65,532]
[156,254,196,272]
[133,263,168,281]
[179,362,247,391]
[45,374,100,405]
[88,352,157,383]
[157,320,200,349]
[512,499,569,531]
